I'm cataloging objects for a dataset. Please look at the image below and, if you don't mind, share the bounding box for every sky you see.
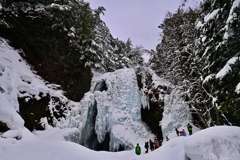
[85,0,202,50]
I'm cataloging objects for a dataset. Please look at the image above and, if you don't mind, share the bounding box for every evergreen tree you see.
[127,45,145,67]
[196,0,240,125]
[0,0,137,100]
[151,1,240,128]
[153,8,200,84]
[90,10,131,72]
[150,6,220,128]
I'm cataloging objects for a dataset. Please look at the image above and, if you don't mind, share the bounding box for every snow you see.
[196,20,203,29]
[185,126,240,160]
[236,82,240,94]
[224,0,240,40]
[48,3,71,11]
[204,9,220,23]
[1,37,240,159]
[203,74,214,84]
[215,57,238,80]
[142,52,151,63]
[1,126,240,160]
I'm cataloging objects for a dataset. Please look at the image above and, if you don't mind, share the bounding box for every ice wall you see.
[78,68,153,151]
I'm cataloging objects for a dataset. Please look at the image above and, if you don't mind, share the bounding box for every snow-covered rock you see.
[0,38,77,133]
[185,126,240,160]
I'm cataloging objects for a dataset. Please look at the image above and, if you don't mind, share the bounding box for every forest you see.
[0,0,239,132]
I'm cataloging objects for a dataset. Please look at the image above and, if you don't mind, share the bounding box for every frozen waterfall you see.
[63,68,153,151]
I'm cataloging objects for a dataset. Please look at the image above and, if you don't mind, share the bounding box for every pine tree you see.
[196,0,240,125]
[150,6,221,128]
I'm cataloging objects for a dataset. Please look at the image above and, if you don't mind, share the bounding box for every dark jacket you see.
[144,142,149,149]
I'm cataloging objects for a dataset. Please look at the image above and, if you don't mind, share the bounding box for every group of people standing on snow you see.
[175,123,193,136]
[135,138,163,155]
[145,138,162,153]
[135,123,193,155]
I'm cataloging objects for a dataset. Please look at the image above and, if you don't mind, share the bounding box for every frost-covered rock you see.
[0,38,78,133]
[1,129,22,140]
[0,38,25,130]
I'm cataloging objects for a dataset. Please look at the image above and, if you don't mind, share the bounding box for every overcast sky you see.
[85,0,201,50]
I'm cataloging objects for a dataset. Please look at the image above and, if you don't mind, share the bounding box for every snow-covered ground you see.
[1,126,240,160]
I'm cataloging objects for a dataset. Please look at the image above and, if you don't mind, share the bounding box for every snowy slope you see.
[1,126,240,160]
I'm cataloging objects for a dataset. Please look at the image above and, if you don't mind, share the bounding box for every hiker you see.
[149,139,154,151]
[135,143,141,155]
[182,128,186,136]
[179,131,182,136]
[158,139,162,147]
[154,138,159,149]
[187,123,193,135]
[175,128,180,136]
[166,136,169,141]
[144,141,149,153]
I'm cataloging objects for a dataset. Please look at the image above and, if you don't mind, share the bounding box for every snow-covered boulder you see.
[184,126,240,160]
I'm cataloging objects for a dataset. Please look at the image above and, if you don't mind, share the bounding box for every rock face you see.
[136,67,169,140]
[0,121,9,132]
[18,95,51,131]
[18,94,70,131]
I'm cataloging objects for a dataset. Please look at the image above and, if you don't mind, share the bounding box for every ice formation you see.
[76,68,153,151]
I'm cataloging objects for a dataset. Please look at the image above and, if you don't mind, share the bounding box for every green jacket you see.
[187,124,192,130]
[135,145,141,154]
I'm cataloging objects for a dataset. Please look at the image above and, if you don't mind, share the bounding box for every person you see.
[182,128,186,136]
[154,138,159,149]
[135,143,141,155]
[175,128,180,136]
[144,141,149,153]
[179,131,182,136]
[158,139,162,147]
[166,136,169,141]
[187,123,193,135]
[149,139,154,151]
